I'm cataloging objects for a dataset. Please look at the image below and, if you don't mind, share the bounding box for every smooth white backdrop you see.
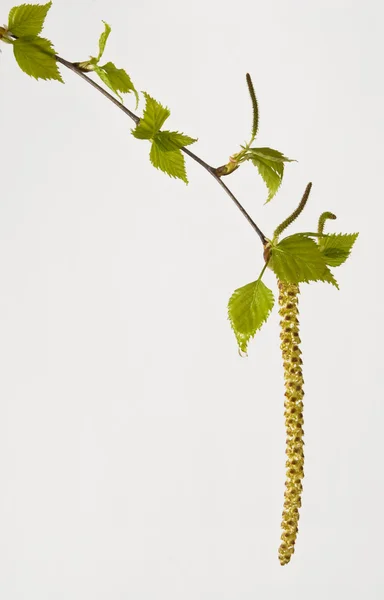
[0,0,383,598]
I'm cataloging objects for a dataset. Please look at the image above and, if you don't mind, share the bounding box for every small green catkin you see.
[277,280,305,566]
[273,182,312,241]
[246,72,259,139]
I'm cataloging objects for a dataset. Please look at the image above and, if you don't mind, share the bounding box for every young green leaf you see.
[149,144,188,183]
[93,65,123,100]
[97,21,111,61]
[269,234,338,288]
[101,62,133,92]
[8,1,51,37]
[101,62,138,106]
[228,279,275,353]
[12,36,63,81]
[250,148,293,163]
[94,62,138,106]
[318,233,358,267]
[132,93,170,140]
[247,147,294,203]
[77,22,111,71]
[153,131,197,152]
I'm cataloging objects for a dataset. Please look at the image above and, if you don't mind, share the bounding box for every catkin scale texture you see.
[277,280,304,566]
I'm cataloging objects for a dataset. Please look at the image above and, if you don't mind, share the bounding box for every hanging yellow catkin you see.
[277,280,304,566]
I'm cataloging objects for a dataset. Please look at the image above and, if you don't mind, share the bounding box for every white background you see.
[0,0,383,598]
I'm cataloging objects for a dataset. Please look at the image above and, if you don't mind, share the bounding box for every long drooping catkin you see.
[277,280,305,566]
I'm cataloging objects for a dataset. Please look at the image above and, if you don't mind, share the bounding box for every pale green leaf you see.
[101,61,139,106]
[94,65,123,101]
[8,1,51,37]
[154,131,197,152]
[132,93,170,140]
[13,36,63,81]
[318,233,358,267]
[269,234,338,288]
[228,279,275,353]
[101,62,134,93]
[150,143,188,183]
[97,21,111,61]
[252,155,283,202]
[248,147,294,203]
[250,148,294,163]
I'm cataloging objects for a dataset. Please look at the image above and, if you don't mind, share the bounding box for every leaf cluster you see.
[3,3,139,108]
[75,21,139,107]
[228,231,358,353]
[6,2,62,81]
[131,93,197,184]
[216,74,295,203]
[2,3,198,183]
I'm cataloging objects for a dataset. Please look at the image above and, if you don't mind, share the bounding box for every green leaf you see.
[12,36,63,81]
[101,62,134,93]
[132,93,170,140]
[101,61,139,106]
[269,234,338,288]
[318,233,358,267]
[251,155,283,202]
[228,279,275,353]
[97,21,111,61]
[8,1,51,37]
[250,148,293,163]
[150,143,188,183]
[81,22,113,80]
[153,131,197,152]
[247,147,294,203]
[94,63,138,106]
[94,65,123,100]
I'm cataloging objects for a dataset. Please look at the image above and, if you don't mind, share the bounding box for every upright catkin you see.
[277,280,305,566]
